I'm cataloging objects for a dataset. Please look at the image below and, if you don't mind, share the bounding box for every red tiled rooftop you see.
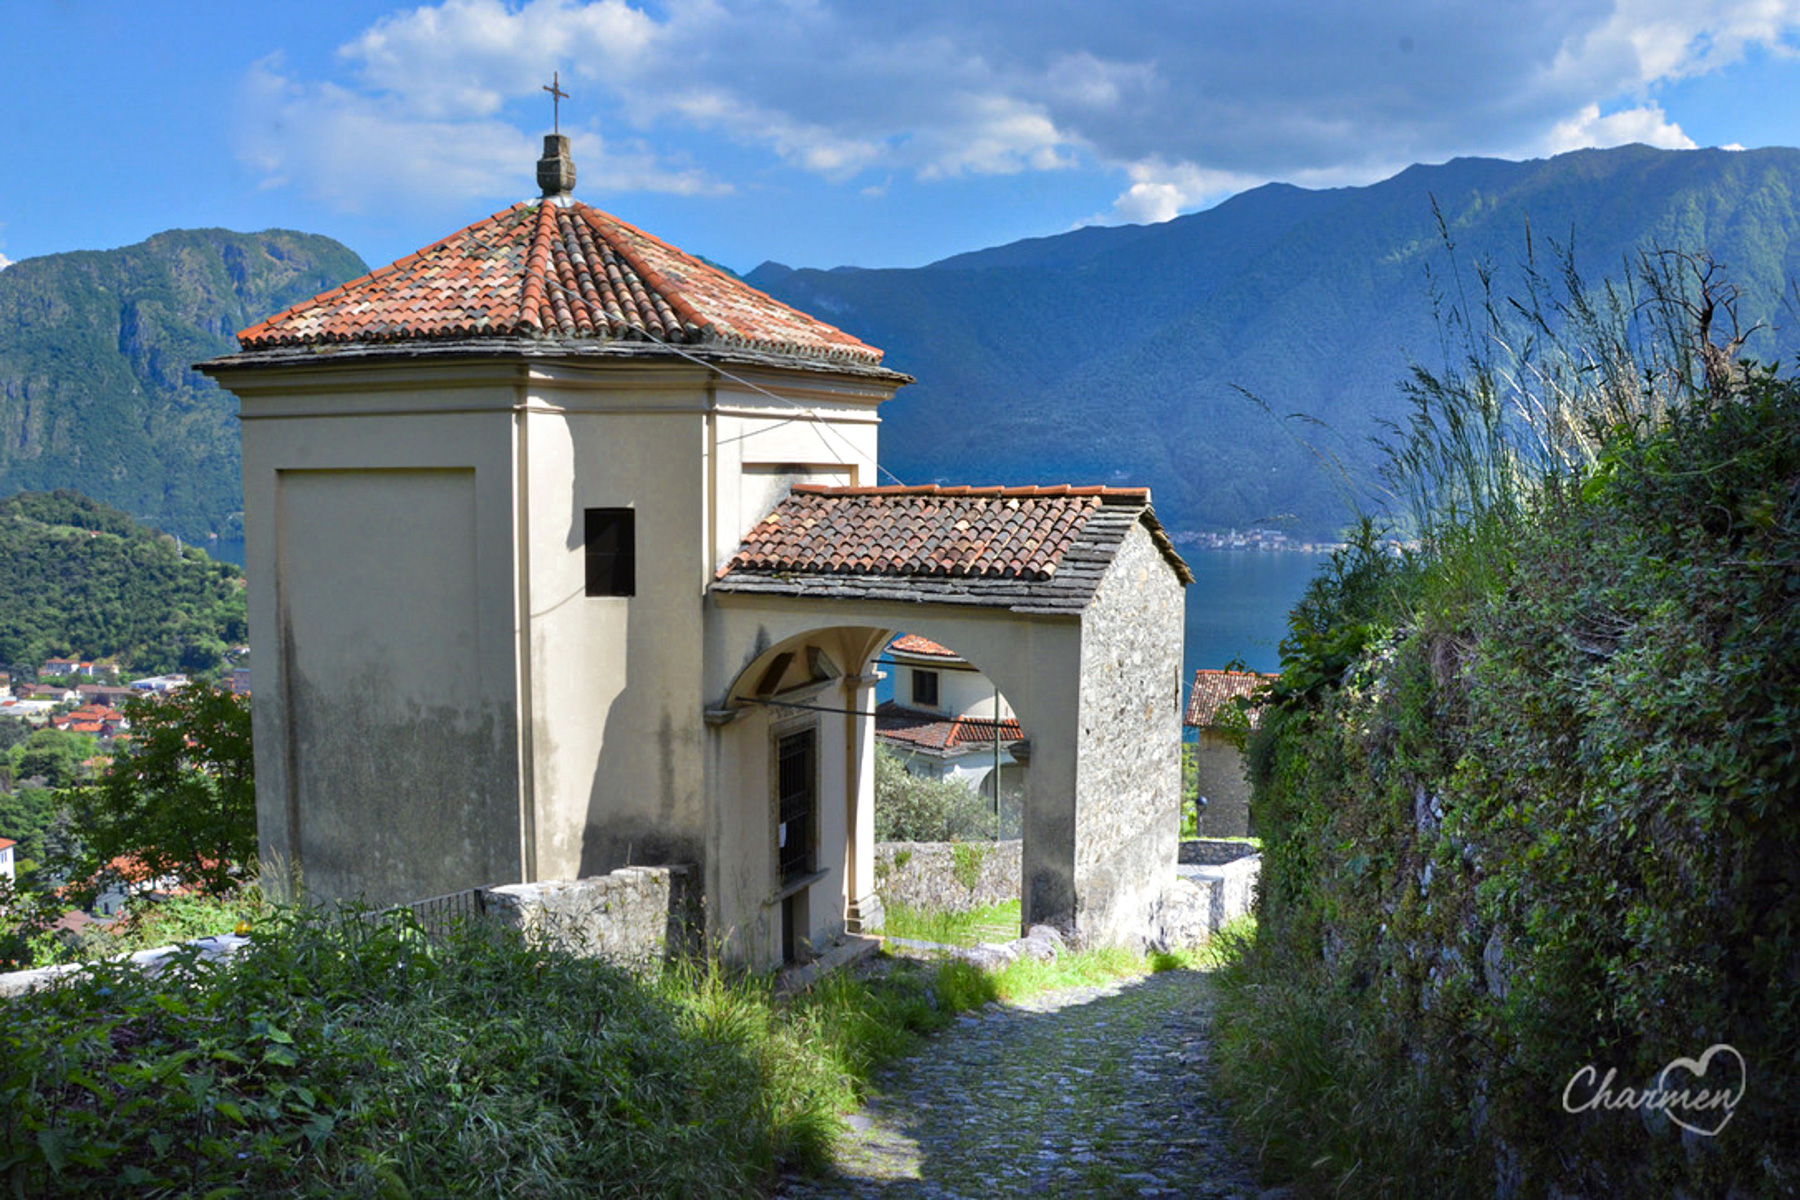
[889,634,960,659]
[237,200,883,367]
[723,484,1158,582]
[875,701,1023,752]
[1185,668,1278,728]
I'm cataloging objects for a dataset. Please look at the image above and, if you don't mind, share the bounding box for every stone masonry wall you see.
[1072,521,1186,945]
[483,864,699,965]
[1190,732,1253,838]
[0,865,699,998]
[875,840,1022,913]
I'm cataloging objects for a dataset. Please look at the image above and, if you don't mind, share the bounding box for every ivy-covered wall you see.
[1220,376,1799,1196]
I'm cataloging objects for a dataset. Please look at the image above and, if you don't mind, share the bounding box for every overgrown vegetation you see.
[1215,247,1800,1196]
[0,895,1187,1197]
[0,489,246,674]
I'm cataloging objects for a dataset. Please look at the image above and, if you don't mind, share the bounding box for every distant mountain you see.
[0,229,368,542]
[747,145,1800,536]
[0,489,245,675]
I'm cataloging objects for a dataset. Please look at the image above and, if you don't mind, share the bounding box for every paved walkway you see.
[778,968,1270,1199]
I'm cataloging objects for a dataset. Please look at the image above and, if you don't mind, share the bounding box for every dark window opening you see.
[911,668,940,709]
[584,508,635,597]
[777,728,816,884]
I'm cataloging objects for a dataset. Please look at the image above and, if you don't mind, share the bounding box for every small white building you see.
[0,838,15,883]
[200,135,1192,967]
[877,634,1026,802]
[128,675,189,694]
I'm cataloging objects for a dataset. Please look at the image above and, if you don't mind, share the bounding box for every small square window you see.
[584,508,635,597]
[911,669,939,708]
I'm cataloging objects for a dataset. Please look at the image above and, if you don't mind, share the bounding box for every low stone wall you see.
[1147,847,1261,953]
[0,934,251,999]
[483,865,699,966]
[0,865,700,999]
[876,840,1021,912]
[1179,838,1261,866]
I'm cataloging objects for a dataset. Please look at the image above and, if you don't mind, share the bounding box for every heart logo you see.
[1657,1043,1746,1137]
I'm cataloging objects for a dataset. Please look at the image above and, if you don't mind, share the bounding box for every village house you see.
[76,684,138,707]
[127,675,188,694]
[876,634,1027,805]
[199,135,1192,968]
[50,705,128,738]
[0,838,15,883]
[1183,667,1277,837]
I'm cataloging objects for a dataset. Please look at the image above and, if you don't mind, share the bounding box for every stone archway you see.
[704,597,1126,967]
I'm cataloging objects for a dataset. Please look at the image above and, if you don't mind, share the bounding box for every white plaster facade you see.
[879,640,1025,799]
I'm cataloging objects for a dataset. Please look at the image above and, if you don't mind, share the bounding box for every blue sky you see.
[4,0,1800,277]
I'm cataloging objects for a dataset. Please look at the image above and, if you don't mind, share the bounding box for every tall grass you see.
[1,898,1182,1197]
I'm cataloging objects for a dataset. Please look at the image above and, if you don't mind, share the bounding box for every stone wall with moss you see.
[874,840,1021,913]
[1220,376,1800,1197]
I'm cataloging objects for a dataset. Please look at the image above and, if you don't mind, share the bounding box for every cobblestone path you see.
[778,968,1269,1199]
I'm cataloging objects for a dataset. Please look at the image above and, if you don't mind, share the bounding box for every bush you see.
[873,746,1009,841]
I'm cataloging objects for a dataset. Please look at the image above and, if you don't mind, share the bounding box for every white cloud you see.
[1105,161,1261,225]
[239,0,1800,224]
[0,252,11,272]
[1543,102,1697,153]
[239,50,727,211]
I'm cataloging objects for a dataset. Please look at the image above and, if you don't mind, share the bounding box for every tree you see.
[65,686,253,899]
[873,746,998,842]
[9,729,95,789]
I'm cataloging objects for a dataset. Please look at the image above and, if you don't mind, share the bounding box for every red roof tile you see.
[889,634,961,659]
[875,701,1023,752]
[237,200,883,367]
[1184,668,1278,728]
[0,837,15,851]
[724,484,1154,582]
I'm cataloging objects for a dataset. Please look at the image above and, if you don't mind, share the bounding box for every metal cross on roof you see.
[543,71,569,134]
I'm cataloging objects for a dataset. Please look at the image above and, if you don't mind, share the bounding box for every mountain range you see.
[749,144,1800,535]
[0,229,367,543]
[4,145,1800,541]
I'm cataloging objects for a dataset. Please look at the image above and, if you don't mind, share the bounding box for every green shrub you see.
[873,746,1001,841]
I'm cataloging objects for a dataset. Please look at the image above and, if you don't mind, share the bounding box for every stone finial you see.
[537,134,576,199]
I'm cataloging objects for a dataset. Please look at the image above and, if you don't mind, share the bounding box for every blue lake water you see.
[1179,547,1322,676]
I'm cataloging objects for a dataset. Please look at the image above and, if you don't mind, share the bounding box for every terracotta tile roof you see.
[235,201,884,368]
[716,484,1192,613]
[890,634,960,658]
[1184,668,1278,728]
[0,838,15,851]
[875,701,1023,754]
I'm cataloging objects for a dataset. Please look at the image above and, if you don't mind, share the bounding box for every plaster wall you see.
[518,364,883,909]
[518,374,710,884]
[233,370,525,906]
[889,657,1017,721]
[1072,521,1186,946]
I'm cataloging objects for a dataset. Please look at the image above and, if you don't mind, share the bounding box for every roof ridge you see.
[519,199,560,335]
[578,206,708,340]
